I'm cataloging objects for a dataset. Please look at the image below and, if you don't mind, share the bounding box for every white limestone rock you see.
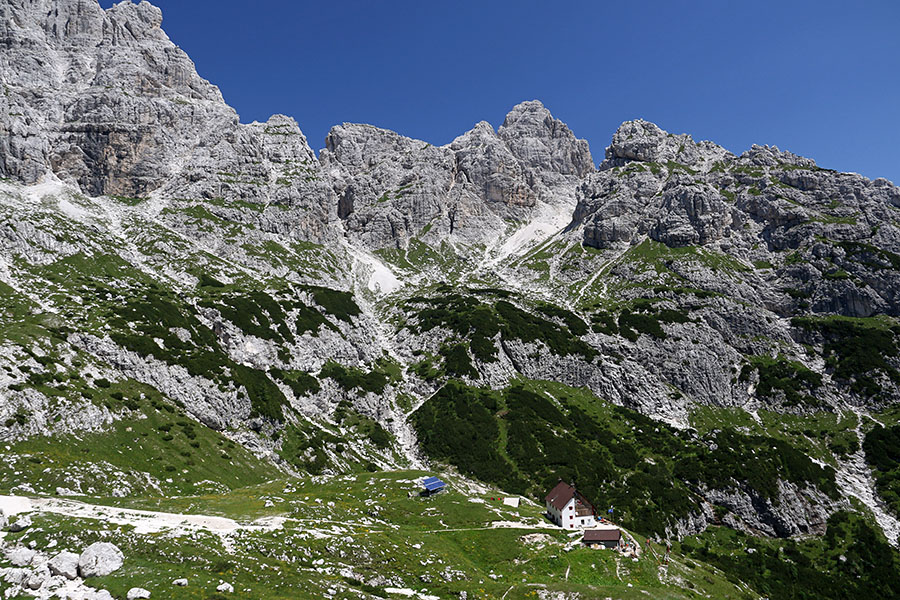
[0,0,236,197]
[6,547,36,567]
[604,119,732,169]
[7,515,31,532]
[78,542,124,578]
[48,550,80,580]
[24,567,48,590]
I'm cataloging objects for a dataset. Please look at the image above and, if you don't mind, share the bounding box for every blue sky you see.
[100,0,900,183]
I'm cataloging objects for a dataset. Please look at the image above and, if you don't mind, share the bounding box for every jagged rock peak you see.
[1,0,215,99]
[603,119,732,171]
[740,144,818,169]
[0,0,242,196]
[322,123,433,170]
[316,101,597,251]
[498,100,594,177]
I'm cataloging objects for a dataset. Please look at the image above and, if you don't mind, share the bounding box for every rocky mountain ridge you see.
[2,2,900,587]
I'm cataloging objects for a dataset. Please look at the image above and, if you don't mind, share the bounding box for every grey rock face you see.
[159,114,338,245]
[321,100,593,250]
[498,100,593,180]
[697,480,839,538]
[666,479,840,540]
[573,122,900,323]
[649,180,734,247]
[127,587,152,599]
[321,123,469,248]
[0,0,335,252]
[0,0,236,196]
[78,542,124,577]
[573,119,738,250]
[451,120,537,220]
[48,550,80,580]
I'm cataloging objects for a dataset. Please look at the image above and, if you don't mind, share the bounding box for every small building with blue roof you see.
[421,476,446,496]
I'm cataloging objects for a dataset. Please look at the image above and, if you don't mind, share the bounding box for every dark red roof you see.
[583,529,621,542]
[545,481,577,511]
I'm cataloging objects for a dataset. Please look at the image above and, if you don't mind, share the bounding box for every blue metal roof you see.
[422,476,446,491]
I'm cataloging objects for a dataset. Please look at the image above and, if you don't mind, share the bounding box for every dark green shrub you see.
[305,286,361,323]
[863,425,900,515]
[407,292,596,364]
[270,368,320,398]
[199,273,225,288]
[619,310,666,339]
[320,362,389,395]
[740,354,822,406]
[439,344,478,379]
[792,316,900,397]
[233,365,287,421]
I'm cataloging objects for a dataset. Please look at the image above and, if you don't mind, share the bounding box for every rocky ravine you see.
[2,0,900,551]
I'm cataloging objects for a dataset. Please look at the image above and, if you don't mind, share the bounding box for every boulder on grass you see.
[8,515,32,532]
[78,542,124,577]
[49,551,80,580]
[7,547,36,567]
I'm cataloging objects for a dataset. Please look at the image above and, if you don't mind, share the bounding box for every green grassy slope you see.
[2,471,753,600]
[0,393,279,497]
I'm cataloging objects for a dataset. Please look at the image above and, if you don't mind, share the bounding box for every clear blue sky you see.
[100,0,900,183]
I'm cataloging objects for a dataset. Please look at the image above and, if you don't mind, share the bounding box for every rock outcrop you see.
[573,121,900,321]
[7,547,36,567]
[1,540,121,599]
[7,514,31,532]
[603,119,732,168]
[0,0,339,246]
[686,480,841,538]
